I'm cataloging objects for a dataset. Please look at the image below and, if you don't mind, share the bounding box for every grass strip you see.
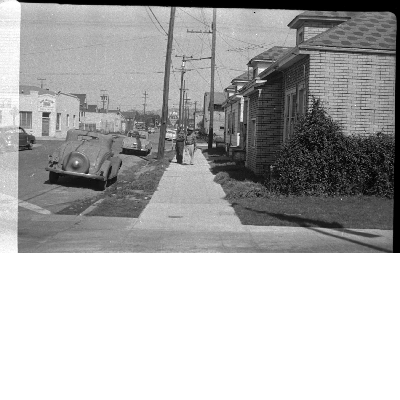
[202,148,394,229]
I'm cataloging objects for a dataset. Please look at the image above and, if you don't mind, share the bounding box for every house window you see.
[20,111,32,129]
[284,89,296,142]
[66,114,69,127]
[298,83,307,116]
[73,115,76,128]
[298,28,304,44]
[251,118,256,147]
[56,113,61,130]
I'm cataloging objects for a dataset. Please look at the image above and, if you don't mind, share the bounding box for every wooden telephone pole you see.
[157,7,175,160]
[208,8,217,149]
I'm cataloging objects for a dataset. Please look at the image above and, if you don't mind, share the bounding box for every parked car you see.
[148,127,155,134]
[45,129,122,190]
[122,130,152,155]
[165,129,176,141]
[0,126,33,152]
[27,132,36,145]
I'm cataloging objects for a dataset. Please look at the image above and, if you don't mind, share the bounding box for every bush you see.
[273,98,395,198]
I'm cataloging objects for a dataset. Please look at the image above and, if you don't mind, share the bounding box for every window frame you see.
[19,111,33,129]
[56,113,61,130]
[251,118,256,147]
[283,88,296,143]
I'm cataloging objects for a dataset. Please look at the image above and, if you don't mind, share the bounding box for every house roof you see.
[247,46,292,65]
[300,11,396,51]
[232,69,253,82]
[85,105,98,112]
[288,11,360,29]
[20,85,56,96]
[205,92,226,105]
[71,93,87,106]
[121,111,136,119]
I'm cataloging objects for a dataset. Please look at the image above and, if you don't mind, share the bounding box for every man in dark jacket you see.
[175,126,185,164]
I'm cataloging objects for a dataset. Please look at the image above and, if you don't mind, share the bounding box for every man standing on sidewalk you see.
[175,126,185,164]
[185,127,197,165]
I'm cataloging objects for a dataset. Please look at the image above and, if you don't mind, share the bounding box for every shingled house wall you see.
[308,50,395,135]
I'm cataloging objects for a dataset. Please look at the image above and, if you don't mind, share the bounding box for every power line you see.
[148,6,168,35]
[178,7,209,27]
[145,6,166,37]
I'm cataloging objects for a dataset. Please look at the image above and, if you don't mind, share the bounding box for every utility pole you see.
[142,91,148,122]
[208,8,217,149]
[184,95,191,132]
[193,100,197,128]
[100,89,108,112]
[175,55,192,128]
[37,78,46,89]
[157,7,175,160]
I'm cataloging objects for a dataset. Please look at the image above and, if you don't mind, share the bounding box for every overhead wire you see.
[148,6,168,35]
[145,6,166,37]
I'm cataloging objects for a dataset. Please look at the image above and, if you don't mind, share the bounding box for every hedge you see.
[272,99,395,198]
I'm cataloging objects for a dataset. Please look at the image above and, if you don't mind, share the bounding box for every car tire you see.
[98,169,110,191]
[49,171,59,183]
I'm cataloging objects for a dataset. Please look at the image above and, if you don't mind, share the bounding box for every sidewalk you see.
[15,148,393,253]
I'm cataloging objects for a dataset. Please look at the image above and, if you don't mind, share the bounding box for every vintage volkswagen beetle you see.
[122,130,152,155]
[45,129,122,190]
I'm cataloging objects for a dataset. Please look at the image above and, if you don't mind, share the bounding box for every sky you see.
[20,5,304,114]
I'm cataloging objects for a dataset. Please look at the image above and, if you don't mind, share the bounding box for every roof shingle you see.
[248,46,292,64]
[301,11,396,51]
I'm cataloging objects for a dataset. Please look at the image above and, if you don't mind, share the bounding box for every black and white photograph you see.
[0,3,398,400]
[0,3,395,253]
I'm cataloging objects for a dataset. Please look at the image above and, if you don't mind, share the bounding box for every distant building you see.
[203,92,226,138]
[19,85,80,138]
[120,111,136,132]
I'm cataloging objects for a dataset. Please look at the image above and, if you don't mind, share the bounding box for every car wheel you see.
[28,143,33,150]
[49,171,59,183]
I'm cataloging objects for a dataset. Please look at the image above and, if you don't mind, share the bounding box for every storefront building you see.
[19,85,80,138]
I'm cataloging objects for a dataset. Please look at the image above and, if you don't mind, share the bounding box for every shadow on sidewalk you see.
[236,206,390,253]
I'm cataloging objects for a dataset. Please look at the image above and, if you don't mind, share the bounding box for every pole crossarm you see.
[187,29,212,34]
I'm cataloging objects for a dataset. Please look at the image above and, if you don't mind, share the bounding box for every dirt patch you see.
[57,150,174,218]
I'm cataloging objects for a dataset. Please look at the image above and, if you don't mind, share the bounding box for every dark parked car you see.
[0,126,33,152]
[46,129,122,190]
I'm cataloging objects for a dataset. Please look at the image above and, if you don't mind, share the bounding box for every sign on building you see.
[38,95,55,112]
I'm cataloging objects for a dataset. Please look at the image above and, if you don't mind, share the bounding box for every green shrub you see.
[273,98,395,198]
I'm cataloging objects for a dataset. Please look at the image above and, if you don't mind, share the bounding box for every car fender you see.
[109,157,122,178]
[99,159,112,178]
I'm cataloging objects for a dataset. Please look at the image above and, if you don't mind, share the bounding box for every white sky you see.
[20,5,304,113]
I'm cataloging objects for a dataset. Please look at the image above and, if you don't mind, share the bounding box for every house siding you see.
[308,51,395,135]
[246,91,259,173]
[256,77,285,174]
[283,56,310,93]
